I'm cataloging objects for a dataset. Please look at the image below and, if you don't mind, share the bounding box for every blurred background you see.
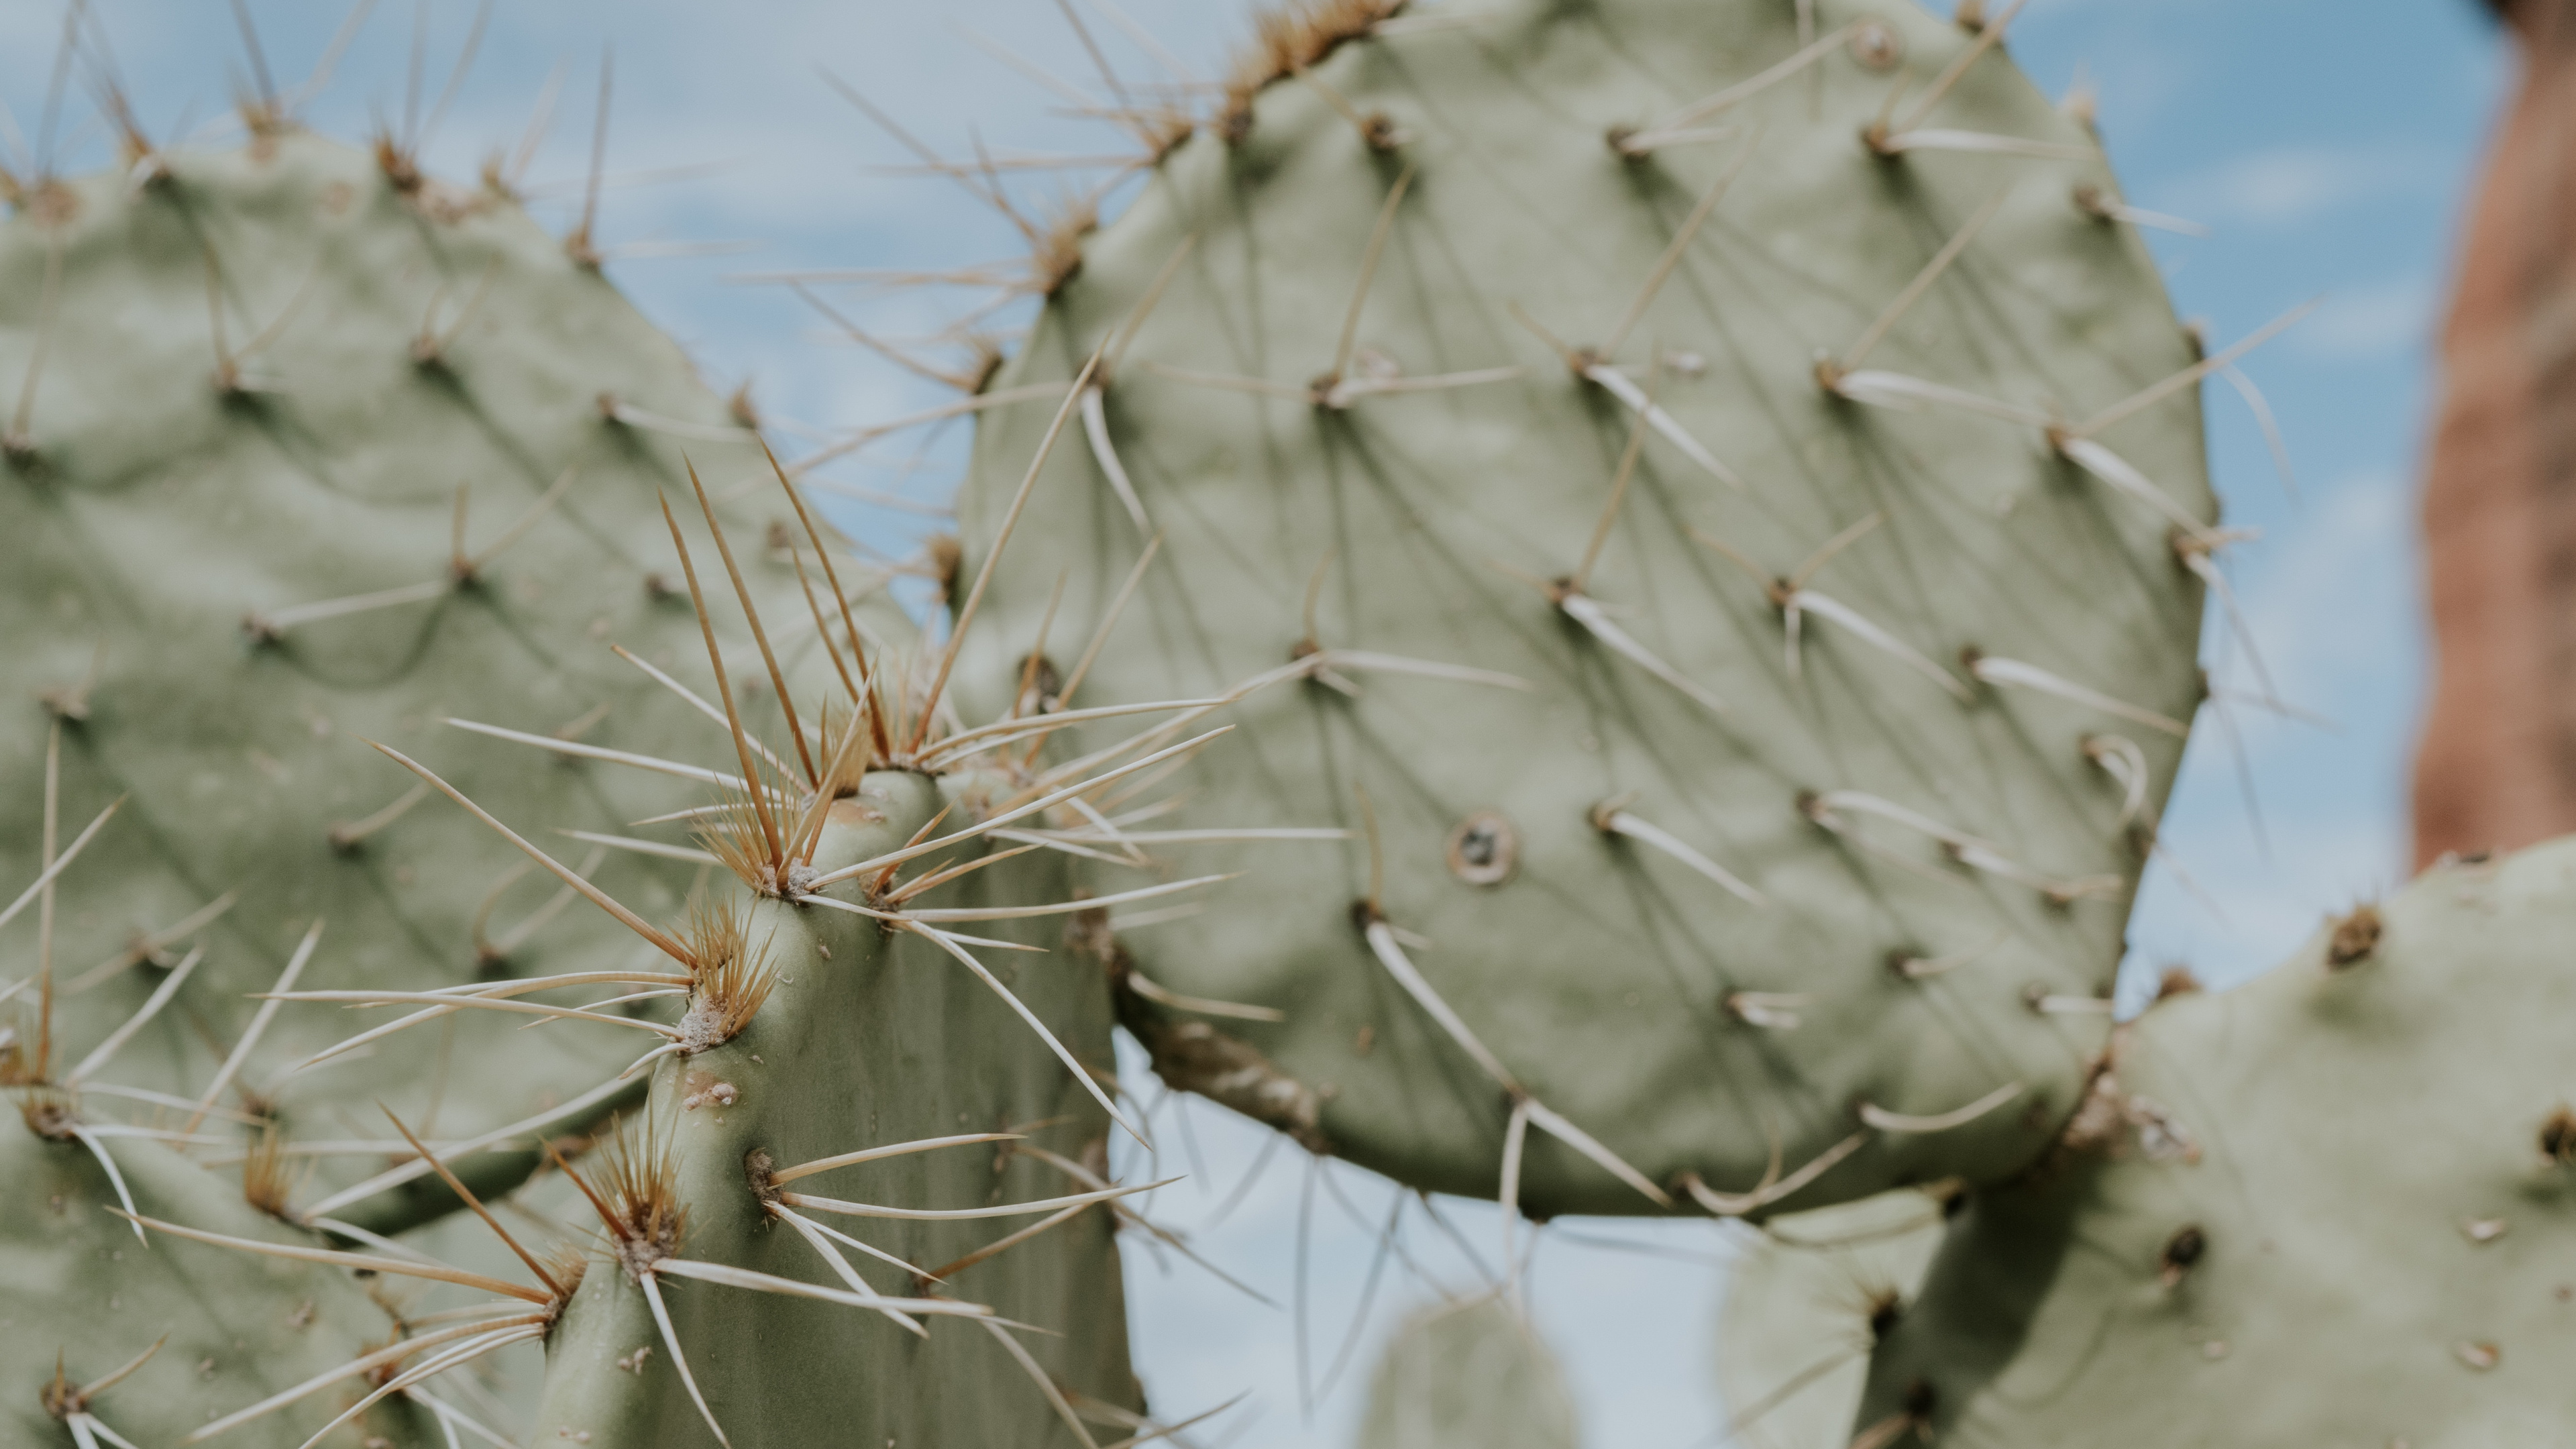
[0,1,2509,1442]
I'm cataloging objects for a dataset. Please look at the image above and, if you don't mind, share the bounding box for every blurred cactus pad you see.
[1856,836,2576,1444]
[958,0,2215,1217]
[1,128,823,1222]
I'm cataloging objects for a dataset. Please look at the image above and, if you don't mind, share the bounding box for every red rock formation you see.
[2414,1,2576,865]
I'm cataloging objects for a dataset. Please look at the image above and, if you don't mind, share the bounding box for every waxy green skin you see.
[0,132,830,1224]
[533,772,1138,1446]
[1715,1189,1946,1449]
[1357,1296,1576,1449]
[1857,837,2576,1444]
[0,1124,429,1448]
[959,0,2208,1217]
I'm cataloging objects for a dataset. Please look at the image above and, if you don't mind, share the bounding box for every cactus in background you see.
[1711,1189,1946,1449]
[1854,838,2576,1444]
[957,0,2224,1220]
[0,125,829,1237]
[1356,1295,1577,1449]
[0,115,1175,1445]
[0,1118,439,1449]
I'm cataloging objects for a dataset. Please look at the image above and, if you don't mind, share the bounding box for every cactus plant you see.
[0,123,833,1236]
[0,1115,443,1449]
[1853,838,2576,1444]
[956,0,2226,1219]
[0,113,1175,1446]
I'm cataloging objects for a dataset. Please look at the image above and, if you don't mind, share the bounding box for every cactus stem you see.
[329,782,433,853]
[908,922,1148,1143]
[1858,1083,2025,1135]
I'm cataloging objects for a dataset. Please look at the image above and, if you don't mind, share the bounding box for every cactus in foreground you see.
[1356,1295,1577,1449]
[959,0,2222,1218]
[0,125,822,1234]
[1854,839,2576,1444]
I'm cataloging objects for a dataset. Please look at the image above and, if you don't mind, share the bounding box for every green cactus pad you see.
[0,1120,429,1449]
[957,0,2208,1216]
[531,771,1139,1447]
[1855,838,2576,1444]
[1356,1295,1577,1449]
[1713,1189,1945,1449]
[0,131,836,1223]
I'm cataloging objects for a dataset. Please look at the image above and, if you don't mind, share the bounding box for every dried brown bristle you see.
[241,1125,298,1219]
[556,1116,687,1279]
[1219,0,1404,143]
[676,898,776,1053]
[2325,904,2381,968]
[1033,194,1099,297]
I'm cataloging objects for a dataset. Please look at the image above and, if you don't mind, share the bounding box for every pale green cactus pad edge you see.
[958,0,2212,1217]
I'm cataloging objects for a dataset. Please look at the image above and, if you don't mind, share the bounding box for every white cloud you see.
[2158,143,2451,229]
[2289,276,2439,363]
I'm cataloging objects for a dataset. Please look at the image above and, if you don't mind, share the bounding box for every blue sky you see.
[0,1,2510,1443]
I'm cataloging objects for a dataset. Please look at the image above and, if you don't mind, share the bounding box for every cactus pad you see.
[1,129,827,1224]
[958,0,2212,1216]
[1856,837,2576,1444]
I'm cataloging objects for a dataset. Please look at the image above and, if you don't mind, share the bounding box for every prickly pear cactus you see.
[529,773,1140,1447]
[959,0,2212,1216]
[1,129,825,1224]
[1356,1296,1577,1449]
[1855,839,2576,1444]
